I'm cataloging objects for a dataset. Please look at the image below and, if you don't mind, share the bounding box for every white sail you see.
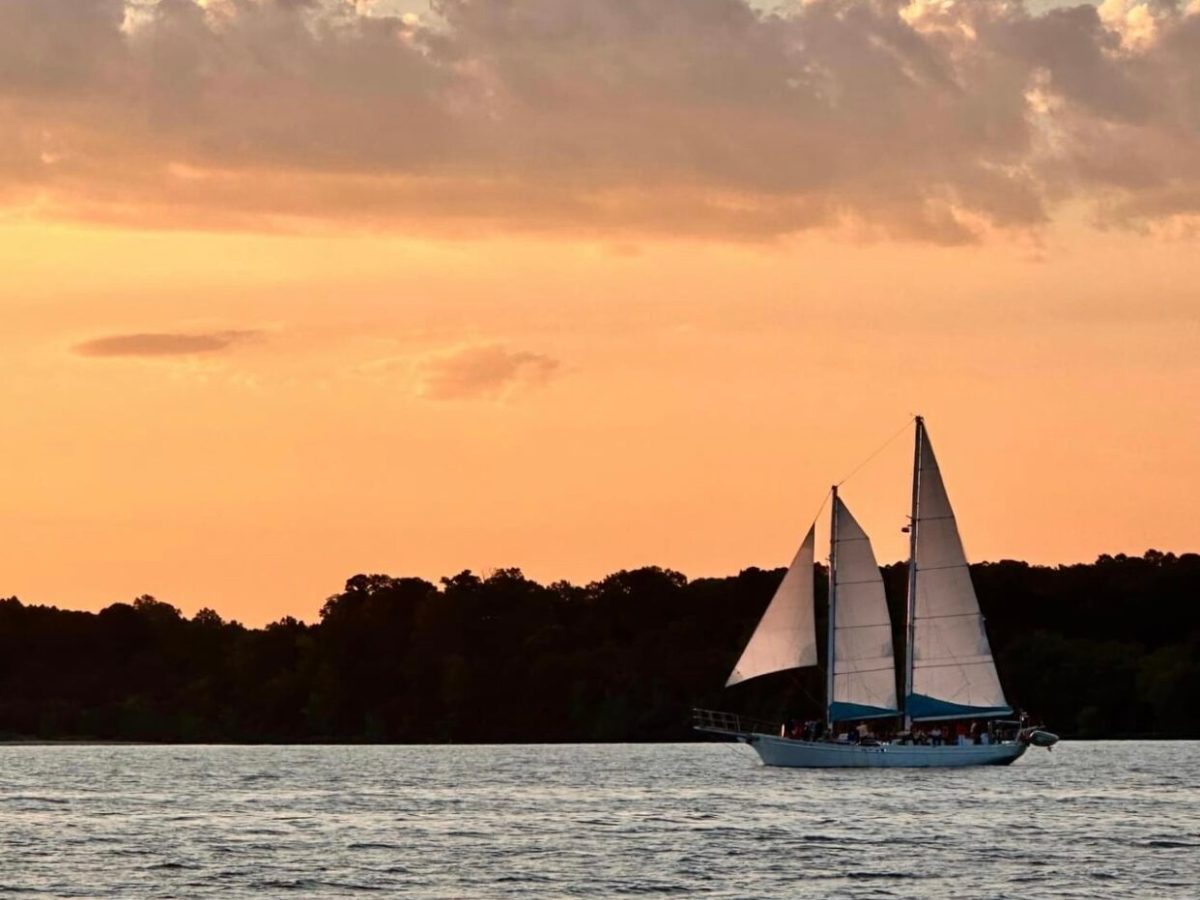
[726,525,818,686]
[908,427,1010,719]
[830,497,898,719]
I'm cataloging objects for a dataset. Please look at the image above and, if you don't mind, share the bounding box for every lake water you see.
[1,742,1197,898]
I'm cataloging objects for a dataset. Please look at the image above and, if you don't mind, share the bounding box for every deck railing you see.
[691,708,780,738]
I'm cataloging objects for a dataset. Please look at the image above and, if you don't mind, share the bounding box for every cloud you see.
[73,330,262,358]
[416,344,561,400]
[2,1,1200,242]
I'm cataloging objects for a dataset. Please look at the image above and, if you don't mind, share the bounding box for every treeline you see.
[0,550,1197,742]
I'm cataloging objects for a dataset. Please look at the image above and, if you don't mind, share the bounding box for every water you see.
[1,742,1197,898]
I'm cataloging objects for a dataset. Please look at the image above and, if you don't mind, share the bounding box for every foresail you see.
[726,525,819,686]
[908,429,1011,720]
[830,498,898,721]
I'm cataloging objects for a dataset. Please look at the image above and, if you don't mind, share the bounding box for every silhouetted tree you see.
[0,551,1197,742]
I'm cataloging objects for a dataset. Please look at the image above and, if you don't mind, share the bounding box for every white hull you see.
[745,734,1027,768]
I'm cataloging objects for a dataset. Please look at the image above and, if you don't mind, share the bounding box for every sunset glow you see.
[3,0,1198,624]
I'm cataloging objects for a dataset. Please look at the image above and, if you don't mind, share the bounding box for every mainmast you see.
[825,484,839,732]
[902,416,923,731]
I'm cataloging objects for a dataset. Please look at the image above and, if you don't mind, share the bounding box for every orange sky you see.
[2,1,1199,624]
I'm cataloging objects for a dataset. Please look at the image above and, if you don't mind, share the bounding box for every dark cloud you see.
[417,344,561,400]
[3,1,1200,242]
[73,330,262,358]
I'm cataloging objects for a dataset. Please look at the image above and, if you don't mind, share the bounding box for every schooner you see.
[693,417,1057,768]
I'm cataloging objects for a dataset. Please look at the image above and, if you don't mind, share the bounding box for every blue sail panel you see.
[829,701,899,722]
[906,693,1012,721]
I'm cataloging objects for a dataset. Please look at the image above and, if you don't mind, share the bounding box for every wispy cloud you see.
[3,1,1200,242]
[415,344,561,401]
[73,330,263,358]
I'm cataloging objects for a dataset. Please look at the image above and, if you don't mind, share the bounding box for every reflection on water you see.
[1,742,1198,898]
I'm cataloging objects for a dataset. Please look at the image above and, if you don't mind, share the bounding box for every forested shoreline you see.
[1,550,1197,742]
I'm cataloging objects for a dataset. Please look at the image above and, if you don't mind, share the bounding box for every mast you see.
[902,416,923,731]
[826,484,838,732]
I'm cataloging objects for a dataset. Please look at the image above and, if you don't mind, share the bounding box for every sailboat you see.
[693,417,1057,768]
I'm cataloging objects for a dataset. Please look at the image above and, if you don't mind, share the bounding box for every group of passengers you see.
[899,721,999,746]
[781,717,1020,746]
[781,719,825,742]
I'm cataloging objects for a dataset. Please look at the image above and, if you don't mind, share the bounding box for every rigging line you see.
[912,660,994,671]
[810,485,834,529]
[833,664,897,675]
[835,415,916,488]
[791,669,823,711]
[722,740,751,769]
[912,563,970,573]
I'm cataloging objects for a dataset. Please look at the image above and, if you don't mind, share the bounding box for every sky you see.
[2,0,1198,625]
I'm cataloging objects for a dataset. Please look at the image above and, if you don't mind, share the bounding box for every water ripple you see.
[0,742,1197,898]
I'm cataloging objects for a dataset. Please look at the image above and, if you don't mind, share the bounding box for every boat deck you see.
[691,708,1028,767]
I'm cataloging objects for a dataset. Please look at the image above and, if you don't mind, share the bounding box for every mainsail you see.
[906,423,1011,720]
[726,525,818,686]
[829,496,899,721]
